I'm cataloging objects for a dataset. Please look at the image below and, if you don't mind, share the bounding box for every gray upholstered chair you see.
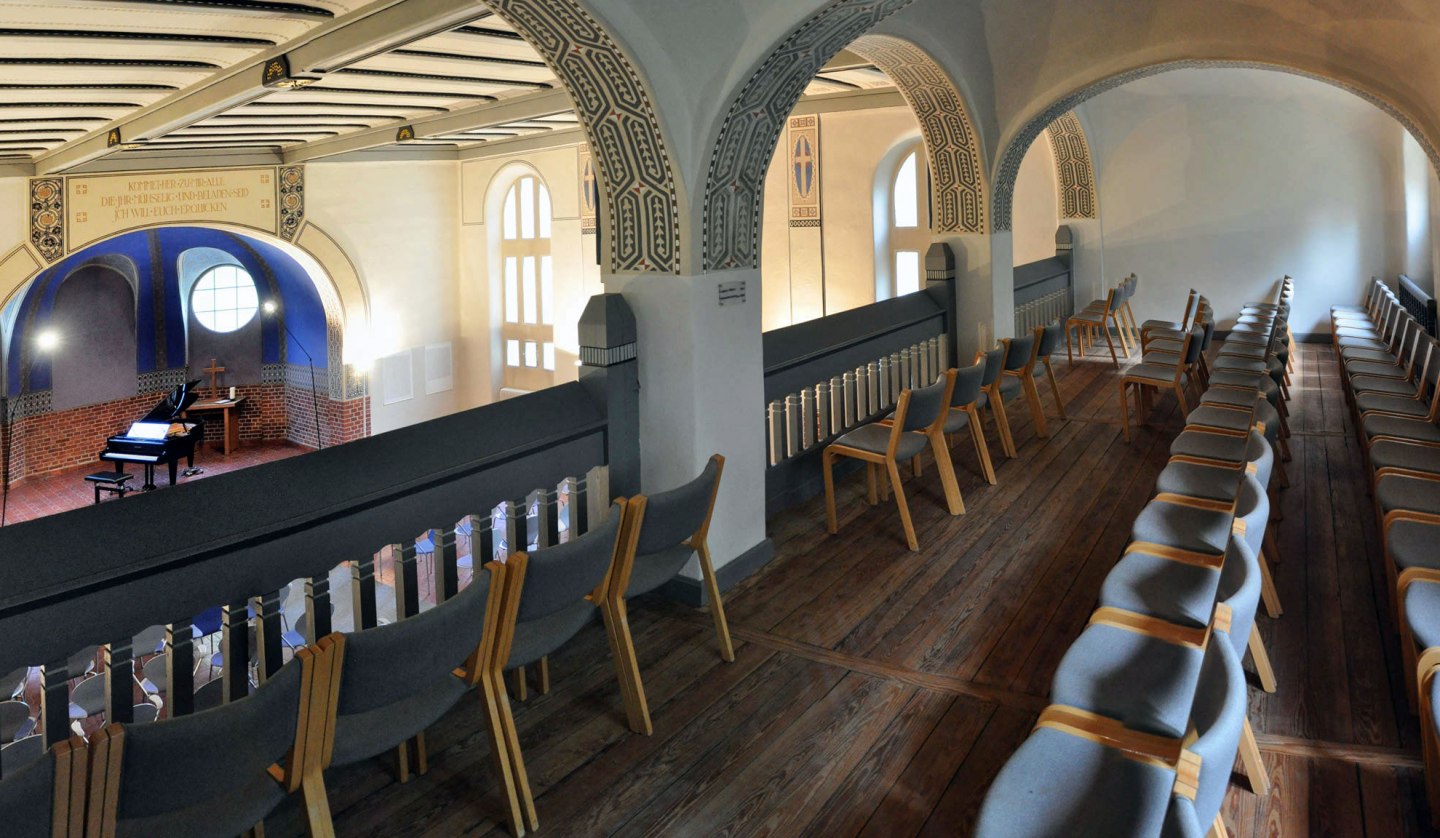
[0,701,31,744]
[823,371,962,551]
[975,630,1246,838]
[1141,288,1198,341]
[1001,328,1062,438]
[491,503,635,832]
[977,347,1019,458]
[1119,326,1203,442]
[1066,281,1129,365]
[320,559,521,832]
[608,456,731,737]
[942,359,996,485]
[1395,519,1440,712]
[85,649,335,838]
[0,735,46,777]
[0,735,84,838]
[1425,646,1440,828]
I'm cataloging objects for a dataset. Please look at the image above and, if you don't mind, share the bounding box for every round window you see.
[192,264,259,333]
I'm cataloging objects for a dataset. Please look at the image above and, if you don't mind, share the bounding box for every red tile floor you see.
[0,440,309,525]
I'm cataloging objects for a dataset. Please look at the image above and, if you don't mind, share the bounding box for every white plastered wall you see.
[1010,134,1061,266]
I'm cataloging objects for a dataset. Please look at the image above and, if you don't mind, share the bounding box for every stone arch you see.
[702,0,918,271]
[1043,111,1098,221]
[992,59,1440,231]
[484,0,682,274]
[849,34,987,236]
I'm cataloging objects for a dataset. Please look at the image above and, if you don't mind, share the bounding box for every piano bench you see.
[84,472,133,504]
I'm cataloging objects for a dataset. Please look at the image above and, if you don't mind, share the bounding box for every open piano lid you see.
[140,379,202,424]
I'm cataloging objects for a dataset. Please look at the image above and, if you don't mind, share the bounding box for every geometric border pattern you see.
[993,59,1440,231]
[701,0,916,271]
[278,165,305,242]
[28,178,64,263]
[487,0,681,274]
[1044,111,1097,220]
[851,34,986,234]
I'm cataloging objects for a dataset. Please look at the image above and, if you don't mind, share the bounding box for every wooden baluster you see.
[816,382,831,443]
[574,474,590,536]
[938,334,949,370]
[546,487,561,547]
[476,519,496,567]
[394,543,419,620]
[876,358,890,412]
[843,372,857,428]
[166,619,195,717]
[557,478,578,543]
[498,502,521,560]
[918,341,931,385]
[352,551,379,630]
[105,641,134,725]
[430,527,457,604]
[892,352,905,399]
[528,489,550,551]
[39,657,72,746]
[585,465,608,528]
[800,388,816,451]
[307,573,333,641]
[254,587,284,681]
[784,394,800,459]
[221,598,250,701]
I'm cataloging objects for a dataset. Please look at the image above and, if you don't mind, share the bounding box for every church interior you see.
[1,1,1440,835]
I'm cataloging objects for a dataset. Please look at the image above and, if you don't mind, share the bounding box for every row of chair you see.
[823,323,1068,551]
[1330,280,1440,826]
[977,279,1297,837]
[0,458,735,837]
[1066,273,1141,365]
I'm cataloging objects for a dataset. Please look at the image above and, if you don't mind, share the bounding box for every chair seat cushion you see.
[1375,475,1440,517]
[1351,376,1418,397]
[1208,370,1276,394]
[1391,520,1440,574]
[1099,551,1222,630]
[1211,357,1267,374]
[831,424,928,462]
[1125,363,1179,385]
[1218,343,1267,359]
[1171,430,1251,464]
[1131,500,1234,556]
[1335,327,1382,339]
[973,727,1174,838]
[1146,338,1184,354]
[1226,331,1271,345]
[1341,344,1399,362]
[1363,415,1440,443]
[1336,337,1388,351]
[1186,407,1252,434]
[1200,388,1260,408]
[1146,327,1186,343]
[331,676,468,767]
[1050,623,1206,738]
[1156,461,1242,505]
[1406,581,1440,651]
[507,599,596,669]
[1347,360,1405,378]
[626,544,695,598]
[1370,441,1440,477]
[942,407,973,434]
[1357,393,1430,417]
[997,376,1023,398]
[1143,319,1185,332]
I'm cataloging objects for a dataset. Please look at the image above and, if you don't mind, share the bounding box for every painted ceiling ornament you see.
[29,178,65,263]
[278,165,305,242]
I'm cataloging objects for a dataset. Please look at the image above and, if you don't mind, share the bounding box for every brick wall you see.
[4,383,369,483]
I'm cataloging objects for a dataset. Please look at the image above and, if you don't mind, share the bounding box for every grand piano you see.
[100,380,205,491]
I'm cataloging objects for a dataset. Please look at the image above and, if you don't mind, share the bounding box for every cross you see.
[203,358,226,396]
[583,163,596,211]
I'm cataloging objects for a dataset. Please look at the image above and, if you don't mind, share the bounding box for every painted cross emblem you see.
[793,136,815,199]
[582,159,597,214]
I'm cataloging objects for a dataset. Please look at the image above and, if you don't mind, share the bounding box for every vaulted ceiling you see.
[0,1,891,173]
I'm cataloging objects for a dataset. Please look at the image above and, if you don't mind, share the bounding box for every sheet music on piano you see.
[125,422,170,441]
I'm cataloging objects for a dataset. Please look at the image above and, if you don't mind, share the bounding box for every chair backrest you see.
[1186,632,1248,829]
[900,371,955,433]
[1035,322,1065,360]
[1182,326,1206,365]
[0,737,83,838]
[1003,333,1037,372]
[514,503,623,626]
[1216,534,1263,665]
[0,735,47,778]
[1180,289,1199,328]
[1106,284,1125,313]
[950,359,986,408]
[978,346,1005,386]
[634,456,722,557]
[88,657,308,837]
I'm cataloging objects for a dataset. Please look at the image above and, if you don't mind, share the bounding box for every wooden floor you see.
[272,342,1434,837]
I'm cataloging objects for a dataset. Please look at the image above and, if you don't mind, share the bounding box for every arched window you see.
[887,146,931,298]
[499,174,554,392]
[192,264,259,333]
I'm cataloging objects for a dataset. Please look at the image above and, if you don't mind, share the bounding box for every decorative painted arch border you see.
[1044,112,1097,221]
[849,34,988,235]
[993,59,1440,231]
[486,0,681,274]
[702,0,917,272]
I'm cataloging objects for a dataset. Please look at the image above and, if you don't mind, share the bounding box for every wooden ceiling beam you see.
[33,0,489,174]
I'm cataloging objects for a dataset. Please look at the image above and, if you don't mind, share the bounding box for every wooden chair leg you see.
[300,770,337,838]
[599,598,653,735]
[697,543,736,662]
[968,406,997,485]
[886,460,918,551]
[395,741,411,784]
[1263,528,1282,566]
[1044,359,1068,420]
[490,668,538,832]
[1174,382,1191,417]
[1239,717,1271,795]
[1112,313,1132,357]
[823,450,839,534]
[929,431,965,516]
[865,462,878,506]
[911,455,922,478]
[512,666,528,702]
[411,732,429,776]
[537,657,549,695]
[990,391,1018,458]
[1259,544,1284,618]
[1023,374,1050,438]
[479,670,526,837]
[1066,323,1076,364]
[1248,624,1277,693]
[1209,812,1231,838]
[1102,322,1120,366]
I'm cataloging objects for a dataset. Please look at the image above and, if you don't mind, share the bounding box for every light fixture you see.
[35,329,59,352]
[262,299,279,316]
